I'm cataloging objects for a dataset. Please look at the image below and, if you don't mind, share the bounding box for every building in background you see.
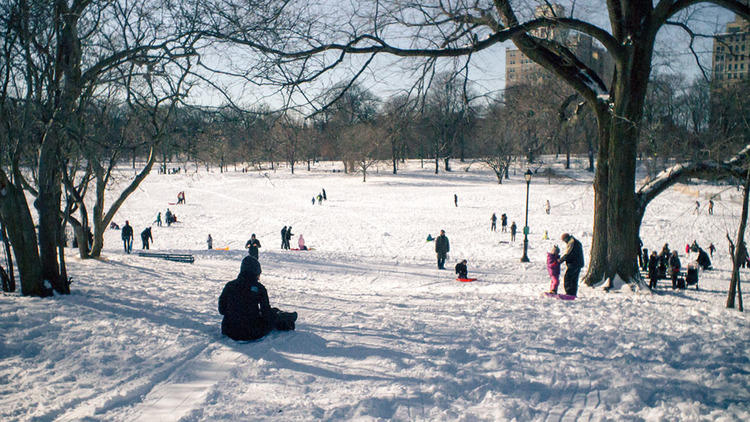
[505,4,612,88]
[711,9,750,88]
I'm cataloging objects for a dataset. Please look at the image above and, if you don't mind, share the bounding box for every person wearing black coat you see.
[435,230,450,269]
[669,251,681,289]
[501,214,508,232]
[281,226,288,250]
[648,251,659,289]
[285,226,293,249]
[245,234,261,259]
[140,227,153,250]
[559,233,584,296]
[121,221,134,254]
[218,256,296,341]
[455,259,468,279]
[696,247,712,270]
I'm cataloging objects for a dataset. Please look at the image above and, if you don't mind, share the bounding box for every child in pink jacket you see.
[547,245,561,293]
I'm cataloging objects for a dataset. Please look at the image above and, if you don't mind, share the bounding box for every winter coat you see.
[121,224,133,240]
[546,253,561,278]
[245,238,261,256]
[697,248,712,269]
[140,228,152,242]
[560,236,584,269]
[648,254,659,279]
[435,234,450,255]
[669,254,681,272]
[455,262,468,278]
[218,273,273,341]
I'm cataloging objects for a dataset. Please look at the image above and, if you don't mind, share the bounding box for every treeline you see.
[154,74,749,184]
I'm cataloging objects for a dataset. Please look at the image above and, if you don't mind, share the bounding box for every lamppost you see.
[521,169,533,262]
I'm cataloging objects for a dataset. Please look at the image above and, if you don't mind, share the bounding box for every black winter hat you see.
[240,256,262,276]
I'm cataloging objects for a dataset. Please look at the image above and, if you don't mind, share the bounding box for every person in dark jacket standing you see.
[285,226,293,249]
[510,222,517,242]
[669,250,681,289]
[245,234,261,259]
[454,194,458,207]
[501,213,508,232]
[140,227,153,250]
[490,213,497,232]
[281,226,288,250]
[121,221,134,254]
[559,233,584,297]
[435,230,450,269]
[648,250,659,289]
[218,256,297,341]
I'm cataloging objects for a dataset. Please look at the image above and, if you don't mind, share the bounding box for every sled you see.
[216,246,230,251]
[290,248,314,251]
[138,252,194,264]
[456,278,477,282]
[543,292,576,300]
[168,202,177,205]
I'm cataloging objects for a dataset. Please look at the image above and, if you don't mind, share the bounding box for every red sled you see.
[456,278,477,282]
[168,202,177,205]
[543,292,576,300]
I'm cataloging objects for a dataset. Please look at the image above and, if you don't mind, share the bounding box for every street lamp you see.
[521,169,533,262]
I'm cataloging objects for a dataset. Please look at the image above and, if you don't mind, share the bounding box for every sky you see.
[187,1,743,110]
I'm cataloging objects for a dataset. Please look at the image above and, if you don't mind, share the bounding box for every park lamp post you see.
[521,169,533,263]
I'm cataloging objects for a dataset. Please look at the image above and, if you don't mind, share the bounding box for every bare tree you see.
[201,0,750,287]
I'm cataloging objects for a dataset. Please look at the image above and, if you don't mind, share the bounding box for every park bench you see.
[138,251,195,264]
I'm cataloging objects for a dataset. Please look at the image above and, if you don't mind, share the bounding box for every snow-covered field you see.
[1,159,749,421]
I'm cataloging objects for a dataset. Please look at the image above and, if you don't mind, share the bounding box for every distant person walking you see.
[155,212,162,227]
[501,213,508,232]
[708,199,714,215]
[245,234,261,259]
[435,230,450,269]
[510,222,517,242]
[490,213,497,232]
[121,221,134,254]
[559,233,584,297]
[545,200,551,215]
[322,188,327,200]
[317,193,323,205]
[281,226,288,250]
[165,208,173,227]
[454,194,458,207]
[708,242,716,258]
[694,200,700,215]
[207,234,213,250]
[140,227,153,250]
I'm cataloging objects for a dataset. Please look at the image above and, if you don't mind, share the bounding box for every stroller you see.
[685,263,699,290]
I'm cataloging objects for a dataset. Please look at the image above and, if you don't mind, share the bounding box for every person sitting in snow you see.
[218,256,297,341]
[297,234,307,250]
[546,245,561,294]
[455,259,468,279]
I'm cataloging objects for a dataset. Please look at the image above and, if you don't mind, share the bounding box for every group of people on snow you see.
[312,188,327,205]
[642,240,714,290]
[545,233,584,297]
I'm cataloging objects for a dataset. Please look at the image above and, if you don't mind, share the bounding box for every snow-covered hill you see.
[1,159,748,421]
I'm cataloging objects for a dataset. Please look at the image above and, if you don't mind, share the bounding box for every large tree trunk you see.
[0,172,46,296]
[37,132,64,293]
[728,169,750,310]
